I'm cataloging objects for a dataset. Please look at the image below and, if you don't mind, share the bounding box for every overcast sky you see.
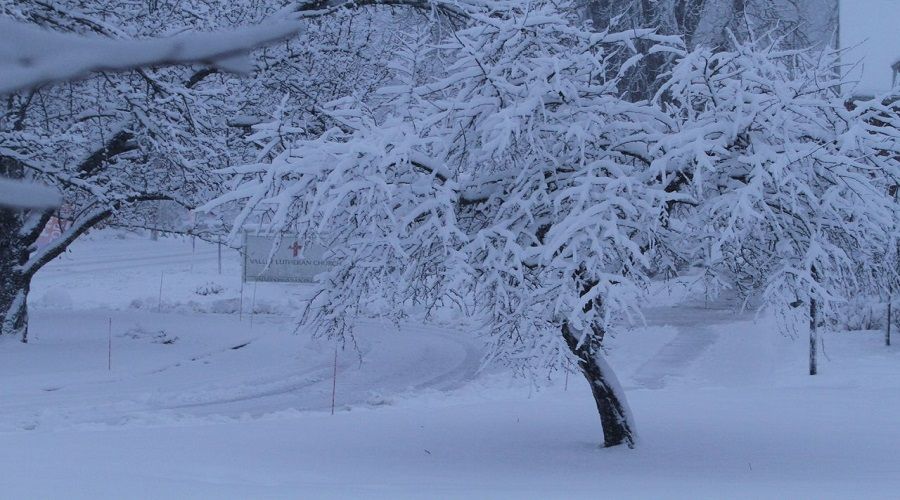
[840,0,900,93]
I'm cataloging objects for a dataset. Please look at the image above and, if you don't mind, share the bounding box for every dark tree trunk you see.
[0,155,36,342]
[674,0,710,48]
[562,322,636,448]
[0,274,30,342]
[0,206,32,342]
[729,0,747,42]
[585,0,672,101]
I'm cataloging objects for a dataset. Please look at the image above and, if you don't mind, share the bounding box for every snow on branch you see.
[0,0,483,95]
[0,177,60,210]
[0,18,302,95]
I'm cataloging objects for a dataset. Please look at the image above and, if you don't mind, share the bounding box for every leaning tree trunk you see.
[562,322,637,448]
[0,154,39,342]
[0,206,32,342]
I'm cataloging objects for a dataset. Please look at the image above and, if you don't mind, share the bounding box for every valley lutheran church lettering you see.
[243,233,337,283]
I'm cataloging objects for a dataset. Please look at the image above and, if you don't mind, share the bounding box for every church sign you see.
[242,233,336,283]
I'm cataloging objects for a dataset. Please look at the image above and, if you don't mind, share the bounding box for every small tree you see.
[651,38,899,373]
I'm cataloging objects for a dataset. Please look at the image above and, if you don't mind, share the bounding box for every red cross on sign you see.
[289,241,302,257]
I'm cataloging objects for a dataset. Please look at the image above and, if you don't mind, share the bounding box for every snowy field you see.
[3,231,899,498]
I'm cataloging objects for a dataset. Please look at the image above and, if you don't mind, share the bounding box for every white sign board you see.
[242,233,336,283]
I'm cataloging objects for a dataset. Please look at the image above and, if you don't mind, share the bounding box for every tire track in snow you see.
[168,325,483,417]
[2,315,483,430]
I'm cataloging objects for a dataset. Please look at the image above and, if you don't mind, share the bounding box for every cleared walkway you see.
[631,292,753,389]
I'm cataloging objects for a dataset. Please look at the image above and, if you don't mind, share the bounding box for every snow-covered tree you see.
[211,2,898,446]
[651,37,900,374]
[209,0,682,448]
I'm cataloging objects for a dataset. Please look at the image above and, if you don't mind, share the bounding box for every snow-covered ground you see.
[4,232,899,498]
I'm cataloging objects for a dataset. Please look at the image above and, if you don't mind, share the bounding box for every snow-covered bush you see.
[838,299,886,331]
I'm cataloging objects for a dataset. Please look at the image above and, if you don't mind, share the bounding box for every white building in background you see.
[840,0,900,95]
